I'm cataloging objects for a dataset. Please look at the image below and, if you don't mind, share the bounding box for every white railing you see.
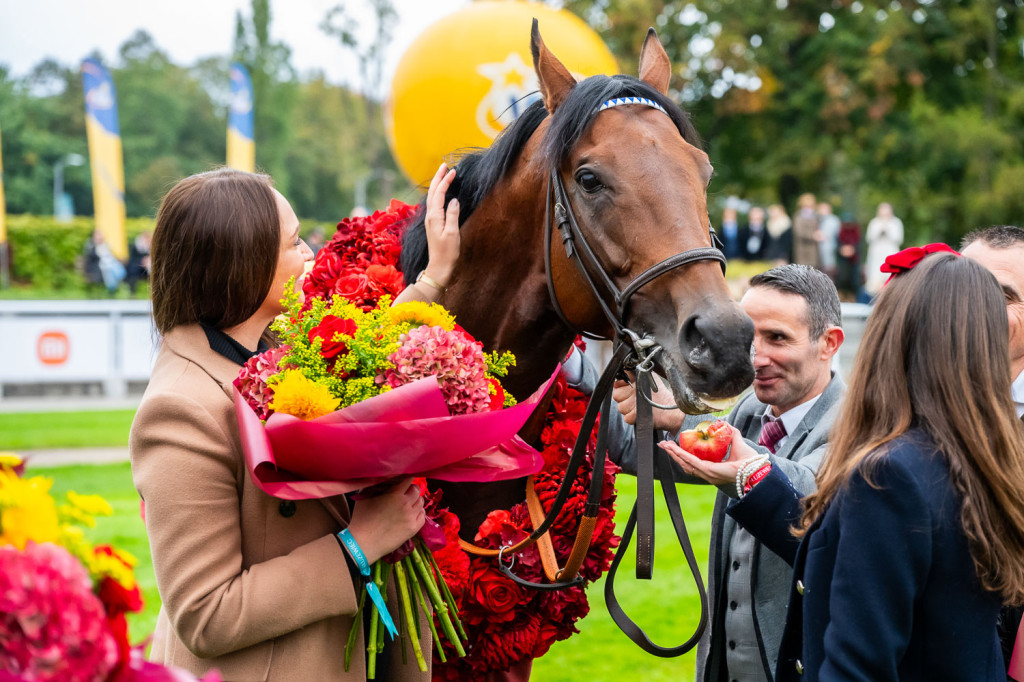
[0,301,875,399]
[0,300,157,399]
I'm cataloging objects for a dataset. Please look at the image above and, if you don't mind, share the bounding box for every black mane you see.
[400,75,701,280]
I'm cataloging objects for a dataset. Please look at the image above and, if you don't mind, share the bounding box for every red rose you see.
[333,273,370,304]
[880,243,959,284]
[469,564,529,621]
[475,509,511,544]
[308,315,357,358]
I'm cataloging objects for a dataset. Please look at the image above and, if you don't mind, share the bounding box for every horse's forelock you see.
[400,99,549,280]
[540,74,701,171]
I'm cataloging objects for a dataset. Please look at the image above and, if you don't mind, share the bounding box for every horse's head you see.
[533,23,754,413]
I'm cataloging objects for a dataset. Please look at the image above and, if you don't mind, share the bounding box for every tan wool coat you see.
[130,324,431,681]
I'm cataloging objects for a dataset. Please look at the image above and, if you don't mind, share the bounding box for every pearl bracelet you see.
[735,454,771,499]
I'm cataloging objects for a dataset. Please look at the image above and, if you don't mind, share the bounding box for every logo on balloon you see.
[475,53,542,140]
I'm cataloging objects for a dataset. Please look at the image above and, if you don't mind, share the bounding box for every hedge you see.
[2,215,338,291]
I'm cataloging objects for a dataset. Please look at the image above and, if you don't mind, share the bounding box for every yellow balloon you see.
[386,1,618,187]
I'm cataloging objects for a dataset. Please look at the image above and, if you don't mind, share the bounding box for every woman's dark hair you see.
[800,253,1024,602]
[150,168,280,334]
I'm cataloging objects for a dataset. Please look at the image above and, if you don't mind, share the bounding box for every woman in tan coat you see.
[131,165,460,680]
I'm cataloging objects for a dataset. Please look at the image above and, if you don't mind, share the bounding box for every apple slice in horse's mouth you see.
[698,395,739,412]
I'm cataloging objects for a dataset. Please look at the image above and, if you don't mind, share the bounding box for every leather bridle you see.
[489,96,727,656]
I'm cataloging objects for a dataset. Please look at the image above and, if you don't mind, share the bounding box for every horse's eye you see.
[575,170,604,193]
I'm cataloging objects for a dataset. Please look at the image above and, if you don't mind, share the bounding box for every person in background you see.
[130,163,459,679]
[720,206,743,260]
[815,202,840,281]
[791,193,819,268]
[743,206,768,261]
[835,212,862,301]
[667,251,1024,681]
[306,226,326,257]
[764,204,793,266]
[126,231,151,294]
[863,202,904,299]
[83,229,125,296]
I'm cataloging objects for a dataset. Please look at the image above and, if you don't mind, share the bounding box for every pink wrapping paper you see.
[236,367,559,500]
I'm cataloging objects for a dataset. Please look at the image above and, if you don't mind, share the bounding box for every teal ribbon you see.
[338,529,398,640]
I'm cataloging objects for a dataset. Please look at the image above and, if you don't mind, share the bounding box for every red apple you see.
[678,419,732,462]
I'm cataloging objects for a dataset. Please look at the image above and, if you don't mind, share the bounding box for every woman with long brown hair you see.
[665,251,1024,680]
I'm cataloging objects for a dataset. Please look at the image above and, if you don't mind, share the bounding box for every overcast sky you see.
[0,0,469,89]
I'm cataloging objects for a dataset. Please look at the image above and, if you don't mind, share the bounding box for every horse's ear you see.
[531,18,576,113]
[638,27,671,95]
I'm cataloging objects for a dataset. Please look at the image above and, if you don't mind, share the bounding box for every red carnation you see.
[308,315,357,358]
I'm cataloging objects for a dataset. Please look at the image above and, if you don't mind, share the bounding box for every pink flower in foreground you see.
[0,542,118,680]
[384,326,490,415]
[234,345,291,420]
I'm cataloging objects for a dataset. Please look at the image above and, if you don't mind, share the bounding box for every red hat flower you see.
[880,243,960,285]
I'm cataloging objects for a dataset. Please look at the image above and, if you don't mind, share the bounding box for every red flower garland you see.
[308,201,620,678]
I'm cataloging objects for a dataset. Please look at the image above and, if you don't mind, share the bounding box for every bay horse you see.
[402,26,754,536]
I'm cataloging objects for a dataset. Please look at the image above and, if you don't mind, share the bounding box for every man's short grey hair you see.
[960,225,1024,251]
[749,264,842,339]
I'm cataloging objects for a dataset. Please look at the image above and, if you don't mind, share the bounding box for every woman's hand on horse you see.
[659,426,759,487]
[424,162,461,287]
[612,376,685,433]
[346,477,426,565]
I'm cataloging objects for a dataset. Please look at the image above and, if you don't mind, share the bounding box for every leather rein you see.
[459,97,726,657]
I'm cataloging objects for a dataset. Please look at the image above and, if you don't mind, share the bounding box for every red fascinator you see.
[880,243,960,285]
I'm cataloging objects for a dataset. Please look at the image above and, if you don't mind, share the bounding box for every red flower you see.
[467,564,529,623]
[487,378,505,412]
[880,243,960,284]
[307,315,358,358]
[365,263,406,298]
[333,273,370,304]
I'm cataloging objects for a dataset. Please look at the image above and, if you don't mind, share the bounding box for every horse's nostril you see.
[681,315,714,369]
[680,314,703,350]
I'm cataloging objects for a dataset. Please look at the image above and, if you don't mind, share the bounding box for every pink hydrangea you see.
[385,326,490,415]
[0,541,118,680]
[234,345,291,420]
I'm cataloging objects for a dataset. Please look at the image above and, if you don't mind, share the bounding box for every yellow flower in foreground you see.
[389,301,455,331]
[0,452,22,469]
[0,470,60,549]
[269,370,341,420]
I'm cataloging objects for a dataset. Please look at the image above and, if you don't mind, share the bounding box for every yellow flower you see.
[0,452,22,469]
[269,370,341,420]
[0,470,60,549]
[389,301,455,331]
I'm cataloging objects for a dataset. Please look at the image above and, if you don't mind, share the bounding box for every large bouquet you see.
[0,453,218,682]
[301,202,621,679]
[234,284,558,675]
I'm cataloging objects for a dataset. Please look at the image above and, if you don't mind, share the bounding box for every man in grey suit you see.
[608,264,845,682]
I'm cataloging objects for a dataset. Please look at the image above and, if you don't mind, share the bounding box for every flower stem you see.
[396,558,428,672]
[367,562,382,679]
[411,542,466,657]
[410,557,446,663]
[344,584,367,671]
[424,540,468,641]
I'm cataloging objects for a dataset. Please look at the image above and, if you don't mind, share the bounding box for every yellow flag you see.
[227,63,255,172]
[81,58,127,260]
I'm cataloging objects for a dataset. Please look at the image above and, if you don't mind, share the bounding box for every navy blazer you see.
[729,429,1004,681]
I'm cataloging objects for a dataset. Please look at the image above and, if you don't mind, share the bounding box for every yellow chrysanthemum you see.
[0,452,22,469]
[269,370,341,420]
[389,301,455,331]
[89,546,139,589]
[0,470,60,549]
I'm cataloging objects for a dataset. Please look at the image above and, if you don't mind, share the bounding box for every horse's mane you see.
[400,75,701,280]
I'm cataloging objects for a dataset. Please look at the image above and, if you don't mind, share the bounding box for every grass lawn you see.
[0,410,135,449]
[26,462,716,681]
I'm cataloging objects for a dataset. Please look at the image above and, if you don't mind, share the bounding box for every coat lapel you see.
[161,324,248,400]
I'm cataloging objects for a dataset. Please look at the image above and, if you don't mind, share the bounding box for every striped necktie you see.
[759,418,787,454]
